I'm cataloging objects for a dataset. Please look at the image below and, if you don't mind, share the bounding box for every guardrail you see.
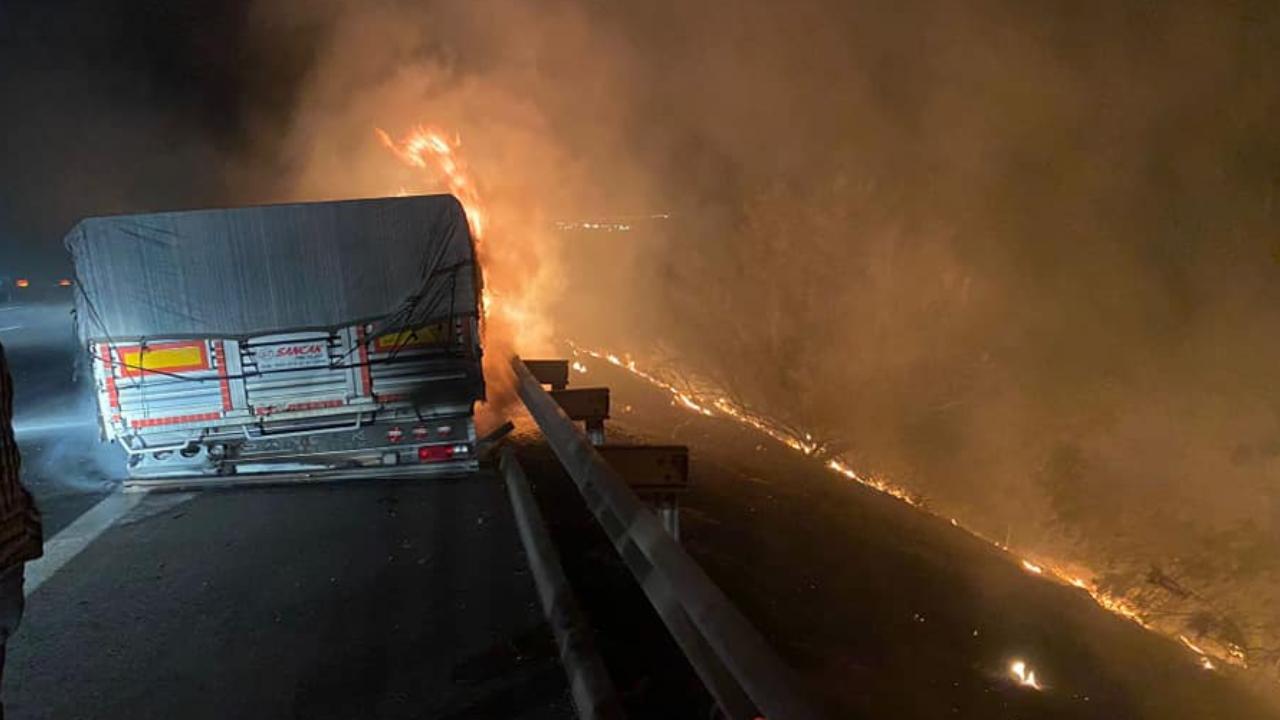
[500,447,625,720]
[513,356,822,720]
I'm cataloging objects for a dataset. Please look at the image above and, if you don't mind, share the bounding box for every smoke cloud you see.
[562,0,1280,683]
[5,0,1278,696]
[243,0,1280,685]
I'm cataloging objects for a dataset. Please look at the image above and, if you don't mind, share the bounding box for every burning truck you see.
[65,194,484,480]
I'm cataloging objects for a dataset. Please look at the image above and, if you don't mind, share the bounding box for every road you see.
[5,477,572,720]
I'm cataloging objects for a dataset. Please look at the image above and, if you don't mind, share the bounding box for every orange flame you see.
[377,124,559,363]
[376,126,486,240]
[1010,660,1043,690]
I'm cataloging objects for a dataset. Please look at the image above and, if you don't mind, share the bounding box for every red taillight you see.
[412,425,429,441]
[417,445,455,463]
[57,278,72,287]
[15,278,29,288]
[386,426,404,443]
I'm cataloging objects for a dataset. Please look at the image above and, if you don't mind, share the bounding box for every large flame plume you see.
[376,124,555,380]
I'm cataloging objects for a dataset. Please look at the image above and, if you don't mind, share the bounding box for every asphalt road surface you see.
[5,478,572,720]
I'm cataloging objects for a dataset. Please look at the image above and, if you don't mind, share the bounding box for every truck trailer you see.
[66,194,484,480]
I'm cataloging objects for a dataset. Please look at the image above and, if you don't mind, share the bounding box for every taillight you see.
[412,425,429,441]
[15,278,29,288]
[57,278,72,287]
[386,426,404,443]
[417,445,455,462]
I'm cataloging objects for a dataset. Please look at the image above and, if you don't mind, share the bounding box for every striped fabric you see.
[0,342,42,571]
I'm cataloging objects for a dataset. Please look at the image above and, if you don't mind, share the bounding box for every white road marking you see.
[0,325,22,333]
[13,417,97,436]
[23,491,148,596]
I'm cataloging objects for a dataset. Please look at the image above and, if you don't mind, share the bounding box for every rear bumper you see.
[120,414,478,480]
[122,461,480,490]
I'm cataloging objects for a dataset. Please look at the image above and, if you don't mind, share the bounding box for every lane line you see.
[0,325,22,333]
[23,491,144,596]
[14,418,97,436]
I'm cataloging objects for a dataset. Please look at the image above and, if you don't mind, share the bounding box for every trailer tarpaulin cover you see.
[66,194,479,342]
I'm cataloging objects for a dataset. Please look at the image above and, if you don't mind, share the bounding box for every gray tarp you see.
[66,194,480,342]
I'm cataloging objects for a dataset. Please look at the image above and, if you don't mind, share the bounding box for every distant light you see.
[57,278,72,287]
[15,278,29,288]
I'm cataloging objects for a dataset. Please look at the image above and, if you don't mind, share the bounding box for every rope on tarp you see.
[75,260,478,384]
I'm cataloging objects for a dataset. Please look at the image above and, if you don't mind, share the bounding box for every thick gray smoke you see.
[576,0,1280,683]
[244,0,1280,686]
[6,0,1276,695]
[569,0,1280,683]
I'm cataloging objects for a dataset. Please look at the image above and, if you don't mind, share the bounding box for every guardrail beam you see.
[512,356,821,720]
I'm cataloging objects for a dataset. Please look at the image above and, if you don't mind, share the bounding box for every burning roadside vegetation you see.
[376,112,1279,698]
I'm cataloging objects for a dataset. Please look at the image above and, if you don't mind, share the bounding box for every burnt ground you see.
[517,358,1280,720]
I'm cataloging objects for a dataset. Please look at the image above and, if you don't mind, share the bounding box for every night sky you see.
[0,0,315,269]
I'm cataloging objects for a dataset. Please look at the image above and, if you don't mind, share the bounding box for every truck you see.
[66,194,484,480]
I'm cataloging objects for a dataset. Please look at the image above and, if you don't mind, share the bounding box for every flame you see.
[377,124,554,359]
[1179,635,1220,671]
[377,126,486,240]
[1010,660,1043,690]
[1179,634,1208,656]
[568,343,1251,674]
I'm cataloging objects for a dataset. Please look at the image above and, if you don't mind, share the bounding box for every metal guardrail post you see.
[512,356,823,720]
[525,359,571,390]
[597,445,688,542]
[549,387,610,446]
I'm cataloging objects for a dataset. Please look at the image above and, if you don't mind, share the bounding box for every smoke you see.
[6,0,1278,691]
[558,0,1280,680]
[238,0,1280,678]
[253,0,1277,677]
